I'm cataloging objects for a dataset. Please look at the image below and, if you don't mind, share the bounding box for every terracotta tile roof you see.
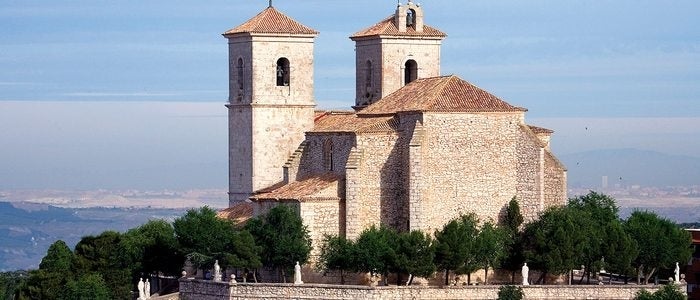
[251,173,340,201]
[359,75,526,115]
[223,7,318,36]
[351,16,446,39]
[528,125,554,134]
[217,202,254,226]
[313,112,399,133]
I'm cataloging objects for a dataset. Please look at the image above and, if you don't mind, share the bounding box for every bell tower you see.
[223,5,318,206]
[350,1,446,109]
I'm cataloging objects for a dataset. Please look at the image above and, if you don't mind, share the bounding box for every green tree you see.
[318,235,355,284]
[393,230,436,285]
[245,205,312,282]
[434,213,479,285]
[174,206,261,276]
[72,231,133,300]
[63,274,110,300]
[122,219,183,278]
[475,221,507,284]
[498,285,524,300]
[39,240,74,274]
[523,206,586,284]
[568,192,638,283]
[625,210,693,284]
[352,226,397,285]
[1,271,29,300]
[16,240,76,300]
[500,198,525,283]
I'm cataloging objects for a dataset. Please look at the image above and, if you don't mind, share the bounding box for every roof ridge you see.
[426,76,458,110]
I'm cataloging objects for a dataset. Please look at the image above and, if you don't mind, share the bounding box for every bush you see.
[635,284,686,300]
[498,285,524,300]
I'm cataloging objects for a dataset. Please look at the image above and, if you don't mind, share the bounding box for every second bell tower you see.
[350,1,446,108]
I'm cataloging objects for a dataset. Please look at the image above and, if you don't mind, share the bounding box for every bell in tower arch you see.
[406,9,415,26]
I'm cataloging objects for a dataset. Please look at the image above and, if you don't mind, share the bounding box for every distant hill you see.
[560,149,700,188]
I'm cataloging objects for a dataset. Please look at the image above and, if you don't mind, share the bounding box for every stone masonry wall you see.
[515,125,546,222]
[300,200,344,262]
[354,39,442,106]
[298,134,355,180]
[353,132,407,236]
[179,280,666,300]
[420,112,522,231]
[226,34,316,205]
[543,151,567,208]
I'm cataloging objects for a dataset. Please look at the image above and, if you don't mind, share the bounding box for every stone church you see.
[220,1,567,255]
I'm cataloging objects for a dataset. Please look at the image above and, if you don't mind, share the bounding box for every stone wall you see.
[179,279,667,300]
[420,112,522,231]
[353,38,442,107]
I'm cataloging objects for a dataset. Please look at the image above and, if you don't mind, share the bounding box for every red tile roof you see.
[351,16,446,39]
[217,202,254,226]
[313,112,399,133]
[251,173,340,201]
[359,75,526,115]
[223,7,318,36]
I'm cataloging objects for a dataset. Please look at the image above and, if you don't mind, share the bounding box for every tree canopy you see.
[245,205,311,282]
[625,210,692,284]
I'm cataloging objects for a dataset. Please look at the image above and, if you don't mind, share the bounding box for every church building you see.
[221,1,567,257]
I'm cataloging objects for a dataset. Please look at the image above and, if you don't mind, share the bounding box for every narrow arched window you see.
[276,58,290,86]
[365,60,372,88]
[407,9,416,27]
[237,58,244,90]
[405,59,418,85]
[323,138,334,171]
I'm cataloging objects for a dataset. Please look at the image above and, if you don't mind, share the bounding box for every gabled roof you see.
[223,7,318,36]
[351,15,446,39]
[358,75,526,115]
[313,112,399,133]
[251,173,340,201]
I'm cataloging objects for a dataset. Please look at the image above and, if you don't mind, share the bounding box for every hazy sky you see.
[1,1,698,189]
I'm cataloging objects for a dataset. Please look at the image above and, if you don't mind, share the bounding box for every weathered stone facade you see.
[224,8,318,206]
[225,2,567,273]
[180,279,666,300]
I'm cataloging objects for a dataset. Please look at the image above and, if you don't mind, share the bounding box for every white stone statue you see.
[137,278,146,300]
[674,262,680,284]
[214,260,223,282]
[294,261,304,284]
[521,263,529,285]
[144,279,151,299]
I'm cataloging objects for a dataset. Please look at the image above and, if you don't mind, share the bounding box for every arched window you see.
[323,139,334,171]
[405,59,418,85]
[365,60,372,88]
[407,9,416,27]
[276,58,290,86]
[237,58,244,90]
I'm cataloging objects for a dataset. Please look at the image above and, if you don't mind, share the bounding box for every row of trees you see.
[319,198,522,285]
[319,192,692,285]
[13,205,312,299]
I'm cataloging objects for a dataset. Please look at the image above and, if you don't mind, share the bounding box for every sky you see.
[0,1,699,190]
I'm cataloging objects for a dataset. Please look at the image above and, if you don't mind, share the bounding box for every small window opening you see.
[365,60,373,88]
[405,59,418,85]
[323,139,334,171]
[276,58,290,86]
[407,9,416,27]
[237,58,244,90]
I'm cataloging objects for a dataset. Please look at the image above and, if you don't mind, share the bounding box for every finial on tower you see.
[269,0,273,8]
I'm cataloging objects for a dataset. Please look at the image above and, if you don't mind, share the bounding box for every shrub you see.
[498,285,524,300]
